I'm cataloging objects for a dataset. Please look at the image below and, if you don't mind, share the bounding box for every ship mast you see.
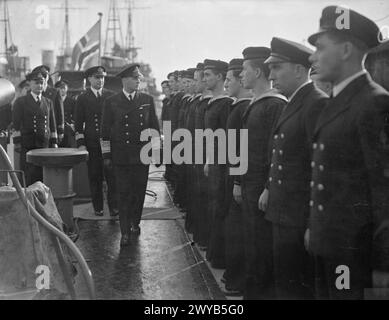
[61,0,71,56]
[125,0,138,62]
[104,0,124,57]
[0,0,16,57]
[53,0,86,70]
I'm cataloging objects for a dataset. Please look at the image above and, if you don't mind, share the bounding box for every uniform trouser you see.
[165,164,173,181]
[224,176,245,291]
[175,164,187,208]
[114,164,149,236]
[184,164,195,232]
[193,164,209,247]
[59,125,76,148]
[20,148,43,187]
[241,179,274,299]
[314,247,372,300]
[206,164,227,269]
[86,147,117,212]
[272,223,314,299]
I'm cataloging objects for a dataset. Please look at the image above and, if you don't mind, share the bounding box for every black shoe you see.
[131,225,141,236]
[94,210,104,216]
[120,234,130,247]
[110,208,119,217]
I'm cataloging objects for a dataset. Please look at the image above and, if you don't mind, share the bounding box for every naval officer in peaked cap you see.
[31,65,65,144]
[101,63,160,247]
[12,70,58,186]
[75,66,118,217]
[259,37,328,299]
[307,6,389,299]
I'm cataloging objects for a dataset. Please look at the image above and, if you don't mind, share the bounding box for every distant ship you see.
[0,0,30,86]
[54,0,159,98]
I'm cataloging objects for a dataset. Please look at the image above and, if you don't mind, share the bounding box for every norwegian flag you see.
[71,19,100,70]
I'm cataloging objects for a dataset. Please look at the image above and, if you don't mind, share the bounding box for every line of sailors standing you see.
[160,6,389,300]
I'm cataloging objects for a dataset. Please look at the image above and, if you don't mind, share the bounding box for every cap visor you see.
[308,30,327,46]
[264,55,289,64]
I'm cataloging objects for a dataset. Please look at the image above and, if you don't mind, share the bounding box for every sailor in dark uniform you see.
[223,58,252,295]
[238,47,287,299]
[185,65,206,237]
[176,69,195,215]
[75,66,117,217]
[258,37,328,299]
[55,80,76,148]
[366,38,389,91]
[203,59,234,269]
[192,63,213,249]
[160,80,171,126]
[160,79,172,181]
[101,63,160,247]
[31,65,64,144]
[307,6,389,299]
[164,72,180,183]
[12,71,58,186]
[168,71,185,203]
[17,79,30,98]
[365,39,389,168]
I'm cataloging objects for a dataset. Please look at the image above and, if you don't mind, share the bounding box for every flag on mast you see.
[71,19,101,70]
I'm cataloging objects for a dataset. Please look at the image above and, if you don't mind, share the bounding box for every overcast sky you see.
[4,0,389,86]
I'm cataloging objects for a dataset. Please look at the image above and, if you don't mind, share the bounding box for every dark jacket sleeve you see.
[11,98,23,144]
[161,99,169,122]
[362,94,389,271]
[54,91,65,137]
[0,104,12,132]
[149,96,160,133]
[264,98,286,184]
[74,95,86,147]
[49,101,58,146]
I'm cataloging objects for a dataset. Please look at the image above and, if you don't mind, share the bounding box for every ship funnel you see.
[0,78,16,109]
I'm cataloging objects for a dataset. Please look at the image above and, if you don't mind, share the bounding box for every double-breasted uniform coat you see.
[308,73,389,299]
[265,82,328,299]
[12,93,57,186]
[75,88,117,213]
[101,90,160,235]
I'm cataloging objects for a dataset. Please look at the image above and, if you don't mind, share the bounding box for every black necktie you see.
[36,97,40,104]
[129,94,133,102]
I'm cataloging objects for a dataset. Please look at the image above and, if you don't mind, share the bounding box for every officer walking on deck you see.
[101,63,160,247]
[75,66,118,217]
